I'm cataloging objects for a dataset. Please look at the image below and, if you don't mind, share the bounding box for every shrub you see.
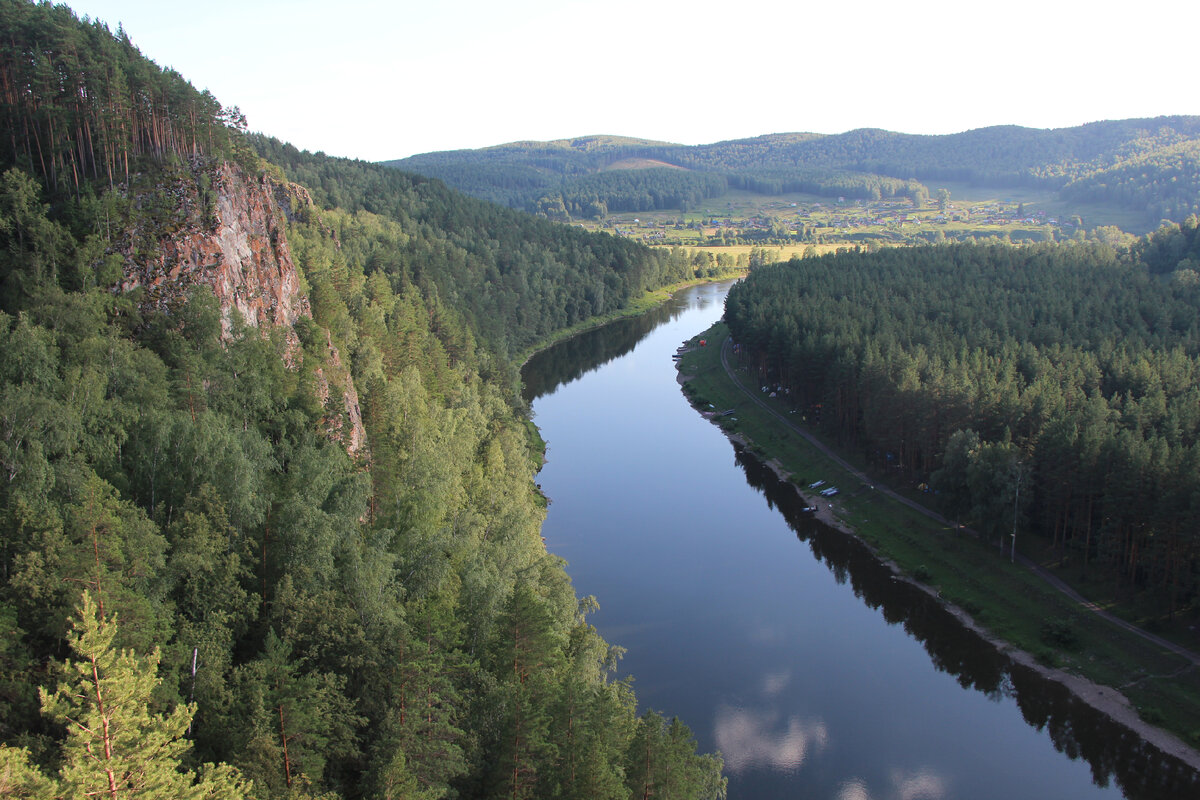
[1040,617,1080,651]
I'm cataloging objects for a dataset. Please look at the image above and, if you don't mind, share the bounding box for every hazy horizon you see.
[68,0,1200,163]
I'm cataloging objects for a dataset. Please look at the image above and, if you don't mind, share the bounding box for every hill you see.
[387,119,1200,229]
[0,2,726,799]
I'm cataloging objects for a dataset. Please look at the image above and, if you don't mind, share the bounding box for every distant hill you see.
[385,118,1200,226]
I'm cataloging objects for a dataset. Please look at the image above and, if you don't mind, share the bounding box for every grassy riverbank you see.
[678,322,1200,750]
[515,271,744,367]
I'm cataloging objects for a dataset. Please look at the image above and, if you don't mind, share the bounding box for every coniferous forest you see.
[724,225,1200,619]
[0,2,725,798]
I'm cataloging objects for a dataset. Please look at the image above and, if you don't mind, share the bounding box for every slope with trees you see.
[0,2,726,798]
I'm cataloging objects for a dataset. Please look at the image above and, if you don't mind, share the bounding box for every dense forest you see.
[388,135,928,216]
[0,0,254,187]
[389,120,1200,225]
[249,135,710,366]
[724,224,1200,620]
[531,168,728,219]
[0,2,726,798]
[1061,138,1200,225]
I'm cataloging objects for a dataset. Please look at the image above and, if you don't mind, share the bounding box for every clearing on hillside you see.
[602,157,687,171]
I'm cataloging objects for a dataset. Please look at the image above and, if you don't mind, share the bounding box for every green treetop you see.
[0,591,250,799]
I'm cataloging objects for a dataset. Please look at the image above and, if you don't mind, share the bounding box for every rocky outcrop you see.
[313,330,367,456]
[119,161,310,334]
[116,159,366,458]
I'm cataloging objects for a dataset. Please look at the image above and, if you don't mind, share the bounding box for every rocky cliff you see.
[119,160,310,333]
[117,159,366,457]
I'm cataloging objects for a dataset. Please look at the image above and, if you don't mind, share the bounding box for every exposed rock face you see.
[117,160,366,458]
[314,330,367,457]
[120,161,310,334]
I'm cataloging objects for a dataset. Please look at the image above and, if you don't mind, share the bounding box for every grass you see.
[568,182,1119,251]
[683,243,835,260]
[678,322,1200,748]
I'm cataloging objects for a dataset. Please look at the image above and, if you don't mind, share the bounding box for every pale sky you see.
[67,0,1198,163]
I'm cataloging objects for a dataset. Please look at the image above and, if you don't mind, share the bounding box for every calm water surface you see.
[523,281,1198,800]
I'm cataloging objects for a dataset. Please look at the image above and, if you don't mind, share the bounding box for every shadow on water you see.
[522,294,694,403]
[732,444,1200,800]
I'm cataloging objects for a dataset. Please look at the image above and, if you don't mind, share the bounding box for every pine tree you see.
[625,711,726,800]
[488,582,564,800]
[231,627,361,796]
[548,612,634,800]
[0,591,250,799]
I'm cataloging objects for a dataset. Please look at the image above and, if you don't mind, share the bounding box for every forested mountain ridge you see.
[388,117,1200,224]
[249,135,705,366]
[0,2,725,798]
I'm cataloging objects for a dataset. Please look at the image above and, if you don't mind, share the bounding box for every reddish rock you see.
[117,159,366,458]
[120,161,310,335]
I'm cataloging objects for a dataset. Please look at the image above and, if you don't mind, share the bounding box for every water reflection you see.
[890,768,950,800]
[761,671,791,697]
[836,769,949,800]
[714,705,828,774]
[523,280,1200,798]
[733,444,1200,800]
[522,296,688,402]
[837,777,872,800]
[836,769,951,800]
[523,281,734,402]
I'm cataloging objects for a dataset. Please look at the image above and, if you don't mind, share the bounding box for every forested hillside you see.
[0,2,725,798]
[389,119,1200,226]
[724,225,1200,620]
[1062,138,1200,225]
[250,136,701,364]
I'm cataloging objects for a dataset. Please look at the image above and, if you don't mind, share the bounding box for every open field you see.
[933,180,1158,234]
[571,183,1109,252]
[683,243,836,261]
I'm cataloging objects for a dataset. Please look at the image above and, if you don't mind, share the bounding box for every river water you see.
[522,280,1198,800]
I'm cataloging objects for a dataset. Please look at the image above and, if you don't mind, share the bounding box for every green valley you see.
[389,122,1200,248]
[3,0,1200,797]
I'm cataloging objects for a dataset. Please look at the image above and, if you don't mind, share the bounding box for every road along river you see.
[523,280,1199,799]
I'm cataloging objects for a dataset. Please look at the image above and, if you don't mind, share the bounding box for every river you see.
[522,280,1199,800]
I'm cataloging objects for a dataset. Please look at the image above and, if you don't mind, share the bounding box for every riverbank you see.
[515,271,744,368]
[676,322,1200,771]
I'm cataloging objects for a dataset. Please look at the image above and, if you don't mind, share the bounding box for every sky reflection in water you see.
[524,281,1196,799]
[837,769,950,800]
[714,703,828,774]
